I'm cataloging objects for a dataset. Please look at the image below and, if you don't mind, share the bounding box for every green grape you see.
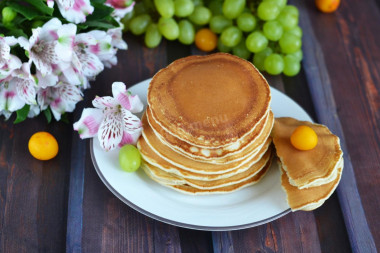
[132,2,147,16]
[246,31,268,53]
[253,47,273,71]
[193,0,204,7]
[174,0,194,17]
[119,145,141,172]
[145,23,162,48]
[264,0,287,8]
[287,26,302,38]
[2,7,17,24]
[282,5,299,17]
[210,15,233,34]
[289,50,303,61]
[279,32,302,53]
[237,13,256,32]
[283,55,301,76]
[158,17,180,40]
[121,11,135,32]
[217,39,232,53]
[264,53,284,75]
[220,26,243,47]
[208,0,223,15]
[129,14,151,35]
[189,6,212,25]
[263,21,283,41]
[178,20,195,45]
[232,39,251,60]
[154,0,175,18]
[257,2,280,21]
[222,0,246,20]
[277,10,298,30]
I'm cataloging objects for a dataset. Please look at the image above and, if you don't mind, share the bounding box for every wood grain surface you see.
[0,0,379,252]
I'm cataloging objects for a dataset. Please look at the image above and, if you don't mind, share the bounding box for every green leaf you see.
[91,0,107,4]
[6,28,27,38]
[83,20,116,29]
[87,3,114,21]
[23,0,53,16]
[7,2,41,20]
[43,108,52,124]
[14,104,30,124]
[61,113,69,124]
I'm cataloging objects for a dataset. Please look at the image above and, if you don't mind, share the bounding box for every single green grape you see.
[220,26,243,47]
[154,0,175,18]
[287,26,302,38]
[246,31,268,53]
[237,13,257,32]
[277,10,298,30]
[282,5,299,17]
[264,53,284,75]
[253,47,273,71]
[145,23,162,48]
[119,145,141,172]
[209,15,233,34]
[158,17,180,40]
[283,54,301,76]
[263,20,283,41]
[217,39,232,53]
[189,6,212,25]
[289,50,303,61]
[208,0,223,15]
[222,0,246,20]
[264,0,287,9]
[129,14,151,35]
[2,7,17,24]
[279,32,302,53]
[174,0,194,17]
[178,19,195,45]
[232,39,251,60]
[257,2,280,21]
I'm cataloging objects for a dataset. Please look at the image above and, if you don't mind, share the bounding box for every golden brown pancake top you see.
[148,53,271,148]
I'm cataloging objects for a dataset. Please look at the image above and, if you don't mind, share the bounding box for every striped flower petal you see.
[98,111,123,151]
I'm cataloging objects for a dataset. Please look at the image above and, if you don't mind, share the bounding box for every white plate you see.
[90,78,313,231]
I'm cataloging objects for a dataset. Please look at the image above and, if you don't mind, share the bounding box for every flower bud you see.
[2,7,17,24]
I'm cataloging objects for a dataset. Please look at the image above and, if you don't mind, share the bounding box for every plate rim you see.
[88,78,316,231]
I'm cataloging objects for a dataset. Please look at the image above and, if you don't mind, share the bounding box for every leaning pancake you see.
[147,106,273,161]
[147,53,271,148]
[273,117,343,189]
[165,159,272,195]
[280,159,343,211]
[142,111,273,165]
[138,135,272,180]
[142,150,271,190]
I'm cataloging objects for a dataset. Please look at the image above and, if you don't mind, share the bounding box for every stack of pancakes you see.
[273,117,344,211]
[137,53,274,194]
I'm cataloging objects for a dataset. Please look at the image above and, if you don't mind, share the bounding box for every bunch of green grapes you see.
[123,0,303,76]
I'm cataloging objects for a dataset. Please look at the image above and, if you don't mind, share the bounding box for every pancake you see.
[142,111,274,165]
[147,106,272,161]
[147,53,271,148]
[272,117,343,189]
[280,159,343,211]
[138,135,272,180]
[145,158,272,195]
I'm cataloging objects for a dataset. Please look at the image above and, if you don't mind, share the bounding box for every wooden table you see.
[1,1,379,252]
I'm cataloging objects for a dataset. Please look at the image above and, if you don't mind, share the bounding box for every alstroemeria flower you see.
[10,63,37,105]
[0,81,25,119]
[37,82,83,120]
[48,0,94,24]
[0,55,22,83]
[73,82,143,151]
[18,18,76,76]
[106,0,134,19]
[0,36,18,68]
[87,30,116,64]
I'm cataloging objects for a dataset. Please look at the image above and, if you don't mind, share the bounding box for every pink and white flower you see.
[10,63,37,106]
[106,0,135,19]
[73,82,143,151]
[48,0,94,24]
[18,18,76,76]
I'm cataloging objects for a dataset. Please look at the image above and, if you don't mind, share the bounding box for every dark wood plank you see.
[294,0,378,251]
[0,117,71,252]
[212,231,234,253]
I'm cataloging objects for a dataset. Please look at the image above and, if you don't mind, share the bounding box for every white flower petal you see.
[57,0,94,24]
[36,71,59,88]
[92,96,118,109]
[73,108,103,138]
[0,82,25,112]
[14,78,37,105]
[98,111,123,151]
[121,109,142,132]
[112,82,143,113]
[119,129,141,147]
